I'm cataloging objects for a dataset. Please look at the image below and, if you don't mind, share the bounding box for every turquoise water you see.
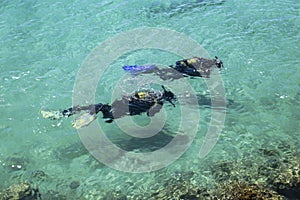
[1,0,299,199]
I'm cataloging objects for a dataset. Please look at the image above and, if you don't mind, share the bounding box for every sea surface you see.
[0,0,299,199]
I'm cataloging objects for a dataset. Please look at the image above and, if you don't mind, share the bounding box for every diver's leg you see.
[71,103,111,128]
[155,68,185,80]
[147,102,163,117]
[62,103,104,117]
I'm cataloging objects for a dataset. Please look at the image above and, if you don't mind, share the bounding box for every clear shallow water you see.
[0,0,299,199]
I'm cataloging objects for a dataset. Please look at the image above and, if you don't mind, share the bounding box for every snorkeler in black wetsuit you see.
[170,56,223,78]
[41,86,175,129]
[130,56,223,80]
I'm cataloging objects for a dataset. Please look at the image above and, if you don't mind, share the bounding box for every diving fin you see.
[72,112,97,129]
[41,110,63,120]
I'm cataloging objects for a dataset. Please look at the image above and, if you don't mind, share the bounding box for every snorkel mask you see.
[161,85,176,107]
[214,56,224,69]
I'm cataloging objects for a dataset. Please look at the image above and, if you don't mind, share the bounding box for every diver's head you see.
[214,56,224,68]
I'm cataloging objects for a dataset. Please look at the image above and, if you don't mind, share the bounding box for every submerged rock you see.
[30,169,47,182]
[69,180,80,190]
[136,146,299,199]
[213,181,285,200]
[139,172,211,200]
[208,145,300,199]
[269,157,300,199]
[0,182,40,200]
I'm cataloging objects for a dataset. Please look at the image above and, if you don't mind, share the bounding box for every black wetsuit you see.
[138,56,223,80]
[61,86,175,123]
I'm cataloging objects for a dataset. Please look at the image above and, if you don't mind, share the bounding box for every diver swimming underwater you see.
[170,56,223,78]
[41,86,176,129]
[123,56,223,79]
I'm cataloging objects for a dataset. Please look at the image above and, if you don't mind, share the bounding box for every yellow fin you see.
[72,113,97,129]
[41,110,62,120]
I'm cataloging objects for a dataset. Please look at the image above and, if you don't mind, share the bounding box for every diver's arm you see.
[147,102,163,117]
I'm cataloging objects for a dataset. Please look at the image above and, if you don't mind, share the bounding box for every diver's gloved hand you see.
[72,112,97,129]
[41,110,63,120]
